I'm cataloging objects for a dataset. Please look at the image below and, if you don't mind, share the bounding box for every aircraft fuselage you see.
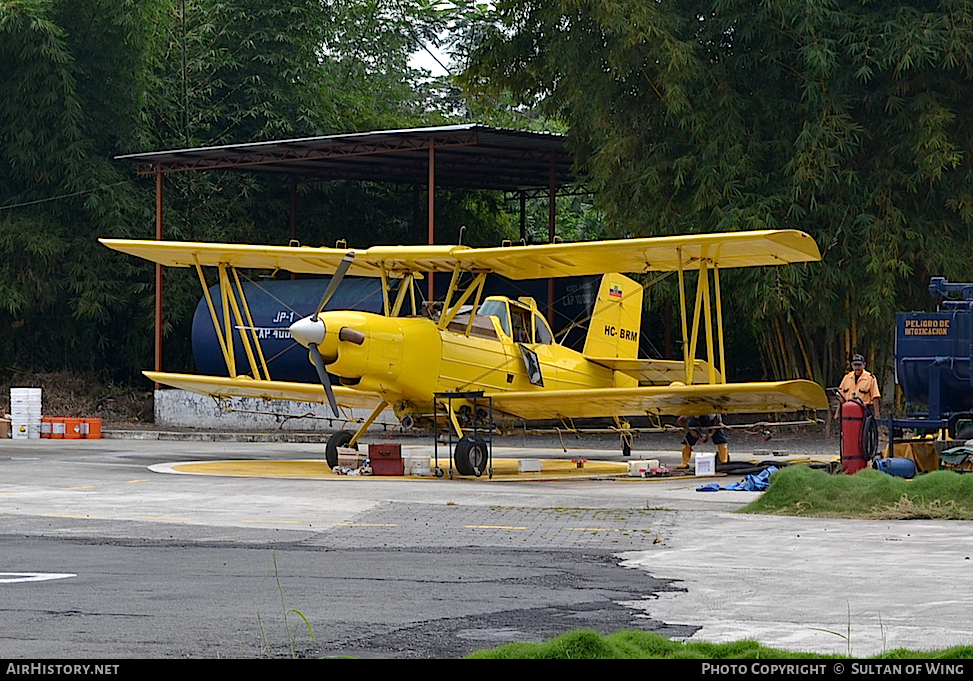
[305,300,626,420]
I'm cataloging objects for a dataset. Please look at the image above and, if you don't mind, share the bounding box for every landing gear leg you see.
[615,418,634,456]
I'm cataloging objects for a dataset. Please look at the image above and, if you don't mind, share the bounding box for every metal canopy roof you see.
[116,124,580,193]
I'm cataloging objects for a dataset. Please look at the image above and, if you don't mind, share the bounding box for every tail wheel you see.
[325,431,356,468]
[454,436,488,477]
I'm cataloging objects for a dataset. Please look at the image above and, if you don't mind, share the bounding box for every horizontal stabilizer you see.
[586,358,723,385]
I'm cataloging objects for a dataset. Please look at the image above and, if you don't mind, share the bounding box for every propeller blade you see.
[312,252,355,321]
[308,342,340,417]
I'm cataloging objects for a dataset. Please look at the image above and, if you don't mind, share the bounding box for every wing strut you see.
[438,271,487,331]
[678,247,728,386]
[193,256,272,381]
[194,255,234,376]
[218,264,270,381]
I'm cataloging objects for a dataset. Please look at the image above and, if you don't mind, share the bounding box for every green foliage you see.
[135,0,521,374]
[741,466,973,519]
[467,627,973,659]
[467,628,832,659]
[0,0,520,382]
[465,1,973,387]
[150,0,336,146]
[258,552,316,659]
[0,0,162,377]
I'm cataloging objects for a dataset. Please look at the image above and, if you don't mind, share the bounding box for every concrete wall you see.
[154,389,399,433]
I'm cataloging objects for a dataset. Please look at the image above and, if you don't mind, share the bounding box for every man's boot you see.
[677,444,692,469]
[717,443,730,464]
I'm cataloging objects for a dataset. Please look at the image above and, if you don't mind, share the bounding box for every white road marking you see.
[0,572,77,584]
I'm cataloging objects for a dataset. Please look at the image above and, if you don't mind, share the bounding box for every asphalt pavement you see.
[0,429,970,658]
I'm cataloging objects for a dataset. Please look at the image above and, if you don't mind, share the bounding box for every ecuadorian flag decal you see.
[609,282,623,298]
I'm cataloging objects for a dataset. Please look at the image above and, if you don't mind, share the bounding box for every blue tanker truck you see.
[893,277,973,443]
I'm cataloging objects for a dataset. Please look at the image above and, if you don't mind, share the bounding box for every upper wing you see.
[489,380,828,421]
[98,240,469,278]
[100,229,819,280]
[144,371,387,412]
[460,230,821,278]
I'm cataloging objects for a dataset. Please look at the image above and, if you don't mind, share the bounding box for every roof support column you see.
[413,185,421,243]
[547,152,556,327]
[289,177,297,280]
[428,140,436,301]
[519,192,526,242]
[154,164,163,389]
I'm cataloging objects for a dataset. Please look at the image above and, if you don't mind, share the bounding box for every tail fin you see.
[582,273,643,360]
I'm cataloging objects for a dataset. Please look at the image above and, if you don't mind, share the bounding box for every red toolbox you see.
[369,443,404,476]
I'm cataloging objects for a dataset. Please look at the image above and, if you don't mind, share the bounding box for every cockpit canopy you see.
[477,297,553,345]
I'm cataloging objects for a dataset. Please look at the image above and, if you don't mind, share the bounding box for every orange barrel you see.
[41,417,54,439]
[51,417,65,439]
[63,417,83,439]
[82,418,102,439]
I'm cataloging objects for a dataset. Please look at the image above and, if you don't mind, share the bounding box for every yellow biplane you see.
[100,229,828,475]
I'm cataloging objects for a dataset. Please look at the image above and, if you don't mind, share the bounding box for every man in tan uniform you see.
[836,353,881,419]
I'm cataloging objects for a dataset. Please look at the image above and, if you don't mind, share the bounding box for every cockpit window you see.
[510,308,531,342]
[477,299,510,336]
[533,313,553,345]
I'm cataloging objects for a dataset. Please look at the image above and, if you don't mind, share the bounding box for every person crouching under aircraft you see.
[677,414,729,469]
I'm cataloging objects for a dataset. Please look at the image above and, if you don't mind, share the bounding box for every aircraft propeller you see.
[289,252,355,417]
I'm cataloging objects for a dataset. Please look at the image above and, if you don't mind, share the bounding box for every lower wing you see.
[144,371,386,412]
[489,380,828,421]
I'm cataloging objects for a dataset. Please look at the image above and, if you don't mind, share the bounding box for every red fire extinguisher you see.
[840,398,870,473]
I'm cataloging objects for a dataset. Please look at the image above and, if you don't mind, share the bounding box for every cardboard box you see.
[336,447,366,468]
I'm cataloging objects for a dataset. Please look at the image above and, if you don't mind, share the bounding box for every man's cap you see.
[852,353,865,364]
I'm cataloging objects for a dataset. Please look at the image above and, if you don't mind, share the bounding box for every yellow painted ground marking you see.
[333,523,399,527]
[0,492,15,495]
[61,486,94,490]
[173,460,332,478]
[240,519,302,524]
[124,479,149,484]
[465,525,528,530]
[43,514,99,519]
[567,527,625,532]
[169,459,630,480]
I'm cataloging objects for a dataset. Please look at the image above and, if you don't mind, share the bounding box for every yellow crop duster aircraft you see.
[101,230,827,475]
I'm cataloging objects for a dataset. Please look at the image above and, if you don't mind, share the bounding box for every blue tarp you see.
[696,466,779,492]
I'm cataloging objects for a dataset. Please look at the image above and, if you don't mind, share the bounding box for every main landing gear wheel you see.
[454,436,488,477]
[325,431,356,468]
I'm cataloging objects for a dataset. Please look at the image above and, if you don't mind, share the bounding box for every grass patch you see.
[466,629,973,659]
[739,466,973,520]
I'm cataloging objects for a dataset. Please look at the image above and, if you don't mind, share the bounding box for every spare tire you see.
[454,436,488,477]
